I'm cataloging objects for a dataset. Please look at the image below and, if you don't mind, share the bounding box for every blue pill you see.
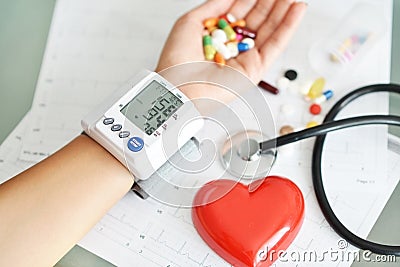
[237,42,250,52]
[323,90,333,100]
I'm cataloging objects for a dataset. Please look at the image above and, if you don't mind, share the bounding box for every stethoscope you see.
[221,83,400,256]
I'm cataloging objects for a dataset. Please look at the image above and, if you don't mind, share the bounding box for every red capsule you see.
[233,26,256,39]
[258,80,279,95]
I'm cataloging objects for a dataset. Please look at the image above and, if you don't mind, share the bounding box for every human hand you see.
[156,0,307,84]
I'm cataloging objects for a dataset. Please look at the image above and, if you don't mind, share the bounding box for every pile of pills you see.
[202,14,256,65]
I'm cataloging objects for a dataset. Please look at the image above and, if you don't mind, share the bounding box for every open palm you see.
[156,0,307,84]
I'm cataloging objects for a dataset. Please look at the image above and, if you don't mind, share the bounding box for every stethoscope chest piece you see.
[220,130,277,180]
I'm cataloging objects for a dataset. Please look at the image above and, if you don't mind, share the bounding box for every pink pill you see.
[236,34,243,41]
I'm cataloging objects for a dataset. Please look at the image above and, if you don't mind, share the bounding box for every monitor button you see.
[111,124,122,131]
[127,137,144,152]
[103,117,114,125]
[119,131,130,138]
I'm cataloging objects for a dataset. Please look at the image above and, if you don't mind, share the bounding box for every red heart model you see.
[192,176,304,267]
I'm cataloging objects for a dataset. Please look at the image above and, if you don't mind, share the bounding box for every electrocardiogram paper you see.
[0,113,35,183]
[0,0,396,266]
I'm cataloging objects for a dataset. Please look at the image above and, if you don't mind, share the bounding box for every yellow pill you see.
[218,19,236,41]
[204,46,216,60]
[307,77,326,99]
[340,38,352,51]
[203,35,216,60]
[330,52,340,63]
[306,121,319,128]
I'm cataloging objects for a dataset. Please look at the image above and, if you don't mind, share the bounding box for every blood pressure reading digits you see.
[121,80,183,135]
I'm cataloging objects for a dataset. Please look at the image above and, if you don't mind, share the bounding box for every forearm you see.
[0,134,133,267]
[0,77,231,267]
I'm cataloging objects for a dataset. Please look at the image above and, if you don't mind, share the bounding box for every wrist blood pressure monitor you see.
[82,71,204,181]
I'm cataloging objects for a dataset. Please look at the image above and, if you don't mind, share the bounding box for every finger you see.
[187,0,236,21]
[254,0,295,47]
[228,0,257,21]
[244,0,276,31]
[259,2,307,70]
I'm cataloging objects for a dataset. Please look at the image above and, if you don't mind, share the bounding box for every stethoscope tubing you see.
[259,83,400,256]
[312,84,400,256]
[260,115,400,152]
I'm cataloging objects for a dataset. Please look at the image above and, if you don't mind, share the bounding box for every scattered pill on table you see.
[309,103,322,115]
[284,69,298,81]
[258,80,279,95]
[280,125,295,135]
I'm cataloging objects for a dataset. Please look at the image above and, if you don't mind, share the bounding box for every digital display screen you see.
[121,80,183,135]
